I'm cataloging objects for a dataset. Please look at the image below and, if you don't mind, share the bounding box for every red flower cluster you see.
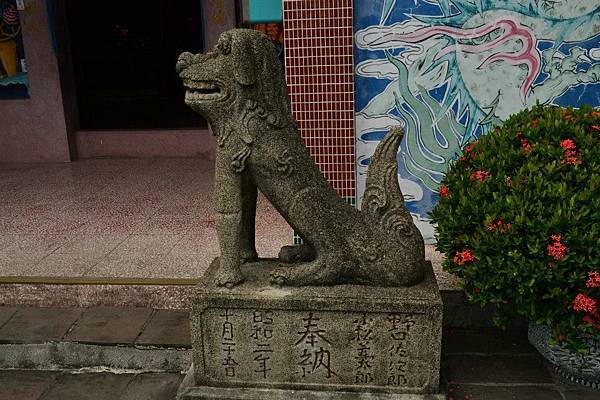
[560,139,576,150]
[515,132,534,154]
[486,219,512,233]
[559,138,582,165]
[572,294,598,314]
[464,143,476,156]
[453,249,476,266]
[469,170,490,182]
[458,143,476,164]
[589,111,600,118]
[586,271,600,288]
[592,125,600,132]
[439,185,449,199]
[583,315,600,330]
[576,272,600,330]
[547,234,568,260]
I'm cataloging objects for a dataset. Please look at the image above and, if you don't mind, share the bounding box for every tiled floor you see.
[0,158,291,279]
[0,159,457,287]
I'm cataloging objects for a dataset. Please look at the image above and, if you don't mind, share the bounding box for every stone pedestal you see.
[179,260,443,399]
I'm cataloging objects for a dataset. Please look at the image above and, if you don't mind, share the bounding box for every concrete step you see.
[0,307,191,372]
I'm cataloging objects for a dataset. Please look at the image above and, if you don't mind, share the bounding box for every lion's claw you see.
[214,258,245,288]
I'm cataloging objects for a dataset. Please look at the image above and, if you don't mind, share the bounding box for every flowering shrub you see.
[431,105,600,350]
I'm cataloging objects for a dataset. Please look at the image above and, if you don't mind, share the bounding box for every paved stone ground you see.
[0,306,190,347]
[0,370,183,400]
[442,329,599,400]
[0,306,598,399]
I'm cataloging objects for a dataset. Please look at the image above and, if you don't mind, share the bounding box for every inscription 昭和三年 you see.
[251,310,274,379]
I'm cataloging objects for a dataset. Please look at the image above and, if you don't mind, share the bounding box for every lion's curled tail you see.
[361,126,415,236]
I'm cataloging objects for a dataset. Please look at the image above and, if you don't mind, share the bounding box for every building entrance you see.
[65,0,207,129]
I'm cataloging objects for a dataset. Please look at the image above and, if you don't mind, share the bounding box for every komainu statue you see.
[177,29,426,288]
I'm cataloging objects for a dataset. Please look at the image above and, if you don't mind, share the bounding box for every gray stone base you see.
[186,260,443,397]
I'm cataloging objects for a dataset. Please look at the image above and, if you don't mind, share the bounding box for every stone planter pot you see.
[528,323,600,389]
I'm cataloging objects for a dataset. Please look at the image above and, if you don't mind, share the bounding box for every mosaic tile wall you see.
[283,0,356,202]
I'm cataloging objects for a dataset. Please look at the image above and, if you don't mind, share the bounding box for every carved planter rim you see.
[528,323,600,390]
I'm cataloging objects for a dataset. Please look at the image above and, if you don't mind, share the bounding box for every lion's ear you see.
[232,32,257,86]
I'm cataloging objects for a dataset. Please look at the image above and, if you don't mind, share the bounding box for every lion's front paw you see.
[240,247,258,263]
[214,258,245,288]
[270,267,290,286]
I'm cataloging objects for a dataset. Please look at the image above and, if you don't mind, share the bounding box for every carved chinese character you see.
[295,312,335,379]
[220,309,238,378]
[353,313,375,384]
[386,313,414,387]
[251,310,274,379]
[296,312,330,347]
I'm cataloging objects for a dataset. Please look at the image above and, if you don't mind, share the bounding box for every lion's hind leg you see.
[278,242,315,262]
[270,256,346,286]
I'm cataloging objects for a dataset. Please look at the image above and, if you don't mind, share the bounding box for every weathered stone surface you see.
[0,307,82,344]
[442,329,534,355]
[0,370,59,400]
[41,373,132,400]
[135,309,191,348]
[443,354,553,384]
[186,260,442,396]
[446,384,563,400]
[561,388,600,400]
[177,29,426,288]
[122,373,184,400]
[64,307,153,345]
[0,307,17,329]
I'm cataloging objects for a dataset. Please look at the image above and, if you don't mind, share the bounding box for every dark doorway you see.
[65,0,207,129]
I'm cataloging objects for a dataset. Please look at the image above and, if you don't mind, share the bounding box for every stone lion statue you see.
[177,29,426,288]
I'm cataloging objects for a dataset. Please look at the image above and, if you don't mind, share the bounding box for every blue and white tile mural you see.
[354,0,600,242]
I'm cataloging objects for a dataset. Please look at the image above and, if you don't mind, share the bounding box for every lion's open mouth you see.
[184,80,223,101]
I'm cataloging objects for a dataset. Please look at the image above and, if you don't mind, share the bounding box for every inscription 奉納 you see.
[295,312,335,379]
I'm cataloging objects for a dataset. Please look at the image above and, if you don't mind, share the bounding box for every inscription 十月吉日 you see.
[220,309,238,378]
